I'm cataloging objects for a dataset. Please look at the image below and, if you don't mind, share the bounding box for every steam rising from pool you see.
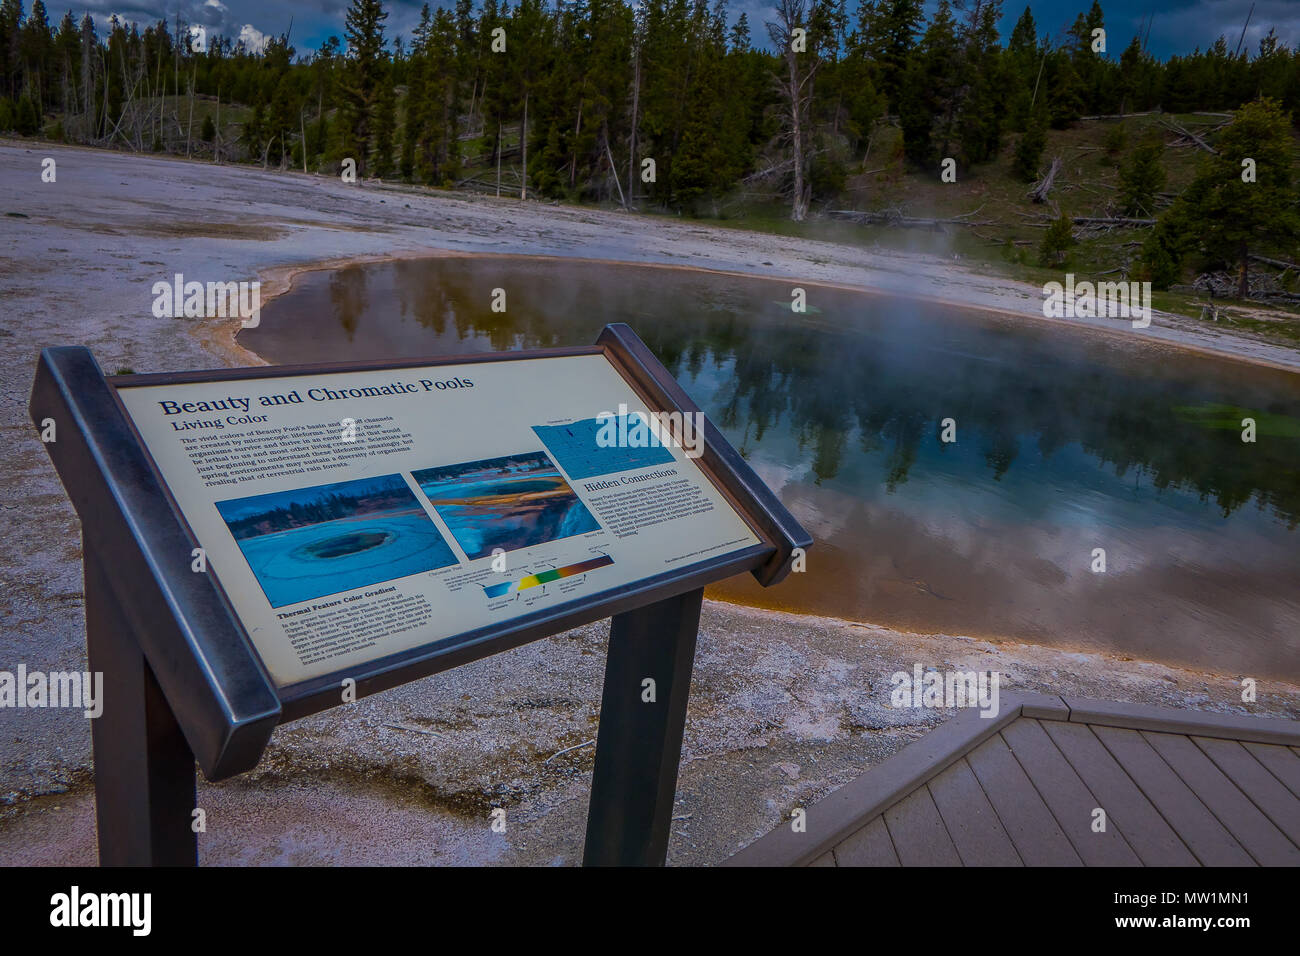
[243,256,1300,682]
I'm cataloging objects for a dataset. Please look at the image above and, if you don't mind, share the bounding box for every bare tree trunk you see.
[82,34,93,135]
[520,91,529,200]
[473,77,483,138]
[496,119,502,197]
[789,53,808,222]
[1030,53,1045,107]
[604,132,626,209]
[628,46,640,205]
[1028,155,1062,203]
[769,0,816,222]
[155,35,163,147]
[185,65,195,158]
[571,94,583,188]
[98,50,110,140]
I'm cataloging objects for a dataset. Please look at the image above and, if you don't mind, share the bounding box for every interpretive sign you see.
[116,351,761,688]
[30,323,810,867]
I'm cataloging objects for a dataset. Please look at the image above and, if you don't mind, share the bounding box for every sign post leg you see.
[583,587,703,866]
[84,550,198,866]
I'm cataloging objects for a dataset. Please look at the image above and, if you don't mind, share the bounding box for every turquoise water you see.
[244,257,1300,680]
[232,511,458,608]
[414,473,600,560]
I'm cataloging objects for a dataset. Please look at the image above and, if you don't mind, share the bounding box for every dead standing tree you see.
[767,0,820,222]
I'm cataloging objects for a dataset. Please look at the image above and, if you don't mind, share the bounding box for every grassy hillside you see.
[697,112,1300,343]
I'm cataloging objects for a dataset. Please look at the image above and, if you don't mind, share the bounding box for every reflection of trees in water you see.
[395,260,585,351]
[328,267,367,341]
[645,292,1299,527]
[360,259,1300,528]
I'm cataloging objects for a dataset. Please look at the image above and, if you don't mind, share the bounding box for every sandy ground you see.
[2,141,1298,867]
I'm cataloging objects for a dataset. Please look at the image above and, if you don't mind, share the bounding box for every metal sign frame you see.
[30,323,811,866]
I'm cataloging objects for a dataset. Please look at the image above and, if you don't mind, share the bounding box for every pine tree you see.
[672,0,743,213]
[15,90,36,133]
[898,0,958,168]
[1117,35,1147,113]
[371,58,395,177]
[242,98,265,162]
[401,5,432,181]
[1140,220,1184,289]
[954,0,1006,167]
[511,0,553,199]
[839,5,884,152]
[1044,47,1084,128]
[587,0,635,202]
[21,0,52,110]
[1004,6,1039,132]
[1013,102,1047,181]
[1101,121,1126,157]
[311,36,342,167]
[1178,98,1300,298]
[54,10,76,111]
[432,7,463,183]
[1067,0,1108,114]
[1117,138,1165,216]
[1039,213,1074,266]
[477,0,510,190]
[874,0,923,113]
[340,0,388,176]
[0,0,23,100]
[268,71,300,167]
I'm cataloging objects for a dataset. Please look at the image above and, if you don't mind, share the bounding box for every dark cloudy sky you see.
[33,0,1300,60]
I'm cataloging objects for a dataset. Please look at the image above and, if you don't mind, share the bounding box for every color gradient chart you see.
[483,555,615,599]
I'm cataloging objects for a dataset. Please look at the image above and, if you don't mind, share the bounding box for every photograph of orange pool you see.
[413,452,601,560]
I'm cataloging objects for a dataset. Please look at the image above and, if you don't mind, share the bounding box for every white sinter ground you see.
[2,141,1298,865]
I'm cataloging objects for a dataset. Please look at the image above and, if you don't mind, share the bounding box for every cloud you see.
[60,0,271,45]
[46,0,1300,63]
[1147,0,1300,55]
[237,23,269,54]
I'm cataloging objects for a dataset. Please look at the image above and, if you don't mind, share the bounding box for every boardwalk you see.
[727,695,1300,867]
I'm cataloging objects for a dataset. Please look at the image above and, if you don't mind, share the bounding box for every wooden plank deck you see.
[725,694,1300,867]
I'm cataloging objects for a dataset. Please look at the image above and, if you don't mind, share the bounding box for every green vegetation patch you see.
[1173,403,1300,438]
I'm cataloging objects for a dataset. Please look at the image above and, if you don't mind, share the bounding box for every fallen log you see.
[1019,214,1155,227]
[1250,254,1300,271]
[826,208,993,230]
[1078,110,1159,120]
[972,229,1034,246]
[1159,119,1218,154]
[1028,156,1061,203]
[1070,216,1157,226]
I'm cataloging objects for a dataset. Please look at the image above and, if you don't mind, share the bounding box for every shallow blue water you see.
[232,511,458,608]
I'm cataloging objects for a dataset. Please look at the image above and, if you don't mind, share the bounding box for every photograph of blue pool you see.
[533,417,676,480]
[413,451,601,560]
[215,474,459,608]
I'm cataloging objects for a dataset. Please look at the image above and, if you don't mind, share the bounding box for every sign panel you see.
[114,353,760,687]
